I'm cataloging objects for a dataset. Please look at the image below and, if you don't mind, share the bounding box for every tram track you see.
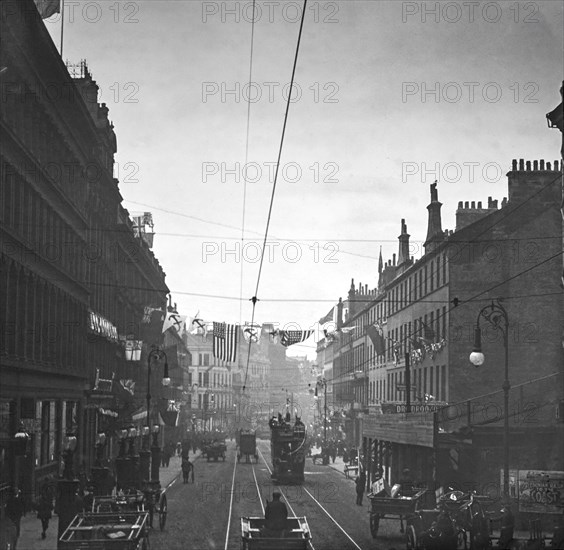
[252,440,366,550]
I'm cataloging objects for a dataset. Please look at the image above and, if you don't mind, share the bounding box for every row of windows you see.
[344,252,449,341]
[384,364,448,403]
[0,259,85,369]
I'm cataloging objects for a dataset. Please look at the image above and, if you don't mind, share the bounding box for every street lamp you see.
[57,432,80,540]
[146,346,170,489]
[468,299,510,502]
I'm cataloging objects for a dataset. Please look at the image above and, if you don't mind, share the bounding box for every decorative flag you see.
[190,312,208,340]
[323,328,340,343]
[34,0,60,19]
[243,323,262,343]
[162,311,186,334]
[119,380,135,395]
[340,326,356,334]
[421,321,436,342]
[279,330,314,347]
[140,307,164,345]
[366,323,386,356]
[212,322,239,362]
[318,307,335,325]
[159,399,179,427]
[142,306,162,323]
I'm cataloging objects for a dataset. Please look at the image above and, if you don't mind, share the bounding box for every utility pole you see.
[405,353,411,413]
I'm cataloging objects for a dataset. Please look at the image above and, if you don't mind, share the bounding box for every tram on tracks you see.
[269,413,307,485]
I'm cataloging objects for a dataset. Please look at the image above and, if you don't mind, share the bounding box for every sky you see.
[43,0,563,358]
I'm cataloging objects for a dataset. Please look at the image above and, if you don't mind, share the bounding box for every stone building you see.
[324,161,563,516]
[0,0,168,504]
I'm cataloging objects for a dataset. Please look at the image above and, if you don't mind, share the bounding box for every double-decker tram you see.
[269,412,307,484]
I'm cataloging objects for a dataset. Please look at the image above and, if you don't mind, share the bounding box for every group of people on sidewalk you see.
[2,484,55,548]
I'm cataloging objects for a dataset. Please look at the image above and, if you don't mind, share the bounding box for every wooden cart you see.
[368,489,427,538]
[238,432,258,463]
[240,517,312,550]
[58,511,149,550]
[92,489,167,532]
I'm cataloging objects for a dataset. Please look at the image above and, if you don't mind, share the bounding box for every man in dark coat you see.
[264,492,288,531]
[355,470,366,506]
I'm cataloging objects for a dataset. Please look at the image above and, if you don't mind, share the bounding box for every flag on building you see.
[340,326,356,334]
[213,322,239,362]
[162,311,186,334]
[366,323,386,356]
[420,321,436,342]
[323,328,340,343]
[140,307,164,345]
[279,330,314,347]
[243,323,262,343]
[34,0,60,19]
[318,307,335,325]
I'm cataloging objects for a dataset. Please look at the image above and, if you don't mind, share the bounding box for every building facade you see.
[0,0,169,505]
[323,161,564,518]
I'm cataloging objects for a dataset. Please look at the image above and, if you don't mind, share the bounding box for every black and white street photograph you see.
[1,0,563,549]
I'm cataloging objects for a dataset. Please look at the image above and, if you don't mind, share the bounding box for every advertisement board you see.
[517,470,564,514]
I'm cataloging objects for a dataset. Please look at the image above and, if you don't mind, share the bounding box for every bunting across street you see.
[243,323,262,343]
[212,322,239,363]
[279,330,314,347]
[162,311,187,334]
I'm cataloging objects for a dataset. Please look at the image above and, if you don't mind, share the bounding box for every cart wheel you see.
[406,525,417,550]
[370,513,380,538]
[158,493,167,531]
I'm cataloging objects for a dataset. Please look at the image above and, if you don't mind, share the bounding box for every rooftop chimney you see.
[398,219,410,266]
[424,181,443,254]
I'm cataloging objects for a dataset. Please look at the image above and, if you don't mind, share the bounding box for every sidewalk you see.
[16,452,197,550]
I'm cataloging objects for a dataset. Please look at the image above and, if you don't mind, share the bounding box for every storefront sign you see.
[88,310,118,342]
[381,401,448,414]
[517,470,564,514]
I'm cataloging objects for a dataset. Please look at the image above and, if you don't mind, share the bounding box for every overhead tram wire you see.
[243,0,309,392]
[239,0,257,335]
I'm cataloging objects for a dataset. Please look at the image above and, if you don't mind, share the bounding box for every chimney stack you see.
[398,219,410,266]
[424,181,443,254]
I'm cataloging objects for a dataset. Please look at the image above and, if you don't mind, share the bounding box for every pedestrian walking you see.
[6,487,24,538]
[181,456,194,483]
[35,490,53,540]
[355,469,366,506]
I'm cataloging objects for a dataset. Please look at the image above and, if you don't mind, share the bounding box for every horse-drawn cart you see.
[368,489,427,538]
[59,511,150,550]
[206,440,227,461]
[240,517,312,550]
[92,489,167,532]
[238,432,258,463]
[405,490,491,550]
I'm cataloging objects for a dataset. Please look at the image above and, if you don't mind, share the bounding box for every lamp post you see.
[57,433,80,542]
[90,432,110,496]
[469,299,510,502]
[146,346,170,489]
[115,428,129,491]
[138,426,151,486]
